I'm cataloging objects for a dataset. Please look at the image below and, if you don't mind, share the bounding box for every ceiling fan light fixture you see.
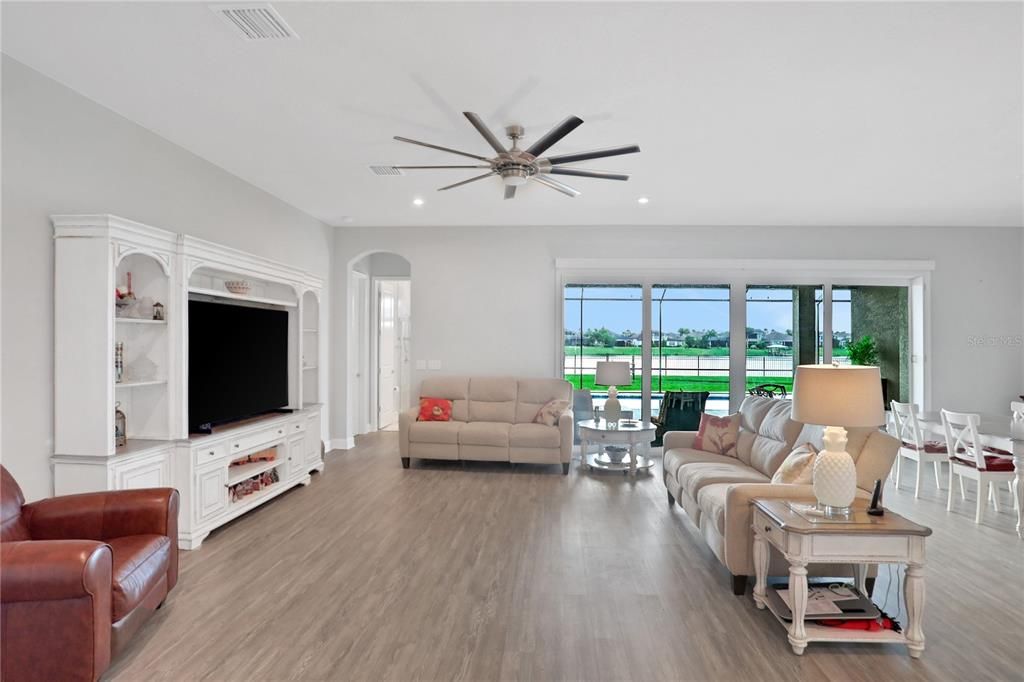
[503,171,529,187]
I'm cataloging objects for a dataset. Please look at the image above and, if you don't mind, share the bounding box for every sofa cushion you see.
[419,376,470,422]
[748,399,803,477]
[771,443,818,484]
[108,534,171,621]
[509,423,560,448]
[409,420,463,444]
[696,483,732,535]
[515,378,572,423]
[534,399,570,426]
[678,462,769,501]
[468,377,517,423]
[459,422,511,447]
[663,448,742,484]
[693,413,740,457]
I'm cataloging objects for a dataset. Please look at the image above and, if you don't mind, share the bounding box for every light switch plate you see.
[428,360,441,370]
[415,360,426,370]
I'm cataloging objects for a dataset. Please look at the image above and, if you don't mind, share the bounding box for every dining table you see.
[914,411,1024,538]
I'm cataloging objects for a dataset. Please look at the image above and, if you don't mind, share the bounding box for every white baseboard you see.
[327,436,355,452]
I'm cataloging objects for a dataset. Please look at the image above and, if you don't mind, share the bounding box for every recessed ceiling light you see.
[412,198,424,207]
[637,197,650,205]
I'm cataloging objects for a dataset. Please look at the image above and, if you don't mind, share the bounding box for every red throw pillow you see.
[417,397,452,422]
[693,412,740,457]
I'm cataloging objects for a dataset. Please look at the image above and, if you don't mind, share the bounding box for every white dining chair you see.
[891,401,945,497]
[941,409,1016,524]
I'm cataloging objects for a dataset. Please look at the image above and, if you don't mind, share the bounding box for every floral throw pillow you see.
[693,412,740,457]
[534,399,570,427]
[417,397,452,421]
[771,443,818,484]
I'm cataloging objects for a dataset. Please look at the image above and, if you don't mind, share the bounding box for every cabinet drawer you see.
[289,421,306,435]
[754,510,787,550]
[229,425,287,455]
[114,451,170,490]
[195,443,227,466]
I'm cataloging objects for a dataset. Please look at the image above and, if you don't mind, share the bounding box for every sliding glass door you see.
[652,285,731,416]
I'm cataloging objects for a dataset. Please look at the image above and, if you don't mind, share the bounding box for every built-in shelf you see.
[115,317,167,325]
[230,480,286,507]
[114,438,175,458]
[115,379,167,389]
[227,457,283,486]
[303,365,318,371]
[188,286,297,308]
[303,328,318,333]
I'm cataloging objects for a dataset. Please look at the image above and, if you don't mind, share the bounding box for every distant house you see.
[764,330,794,348]
[707,332,730,348]
[616,331,643,347]
[564,330,582,346]
[657,331,684,347]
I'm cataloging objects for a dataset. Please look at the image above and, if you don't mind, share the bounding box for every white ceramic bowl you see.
[224,280,251,295]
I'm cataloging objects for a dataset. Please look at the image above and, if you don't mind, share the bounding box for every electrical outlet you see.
[415,360,426,370]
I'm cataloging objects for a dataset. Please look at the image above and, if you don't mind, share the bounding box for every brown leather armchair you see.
[1,466,179,682]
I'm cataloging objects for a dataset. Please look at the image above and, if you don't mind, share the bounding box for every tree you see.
[684,335,699,348]
[584,327,616,348]
[678,327,691,336]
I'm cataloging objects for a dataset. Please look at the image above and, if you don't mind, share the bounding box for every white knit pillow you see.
[770,443,818,485]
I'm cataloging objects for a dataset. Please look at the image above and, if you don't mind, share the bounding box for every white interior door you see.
[377,281,399,429]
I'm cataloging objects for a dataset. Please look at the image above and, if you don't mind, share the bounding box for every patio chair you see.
[747,383,788,398]
[572,389,594,444]
[653,391,709,446]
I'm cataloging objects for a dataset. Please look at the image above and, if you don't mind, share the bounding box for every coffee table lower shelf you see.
[759,591,907,646]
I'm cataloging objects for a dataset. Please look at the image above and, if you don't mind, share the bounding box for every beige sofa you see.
[399,376,574,473]
[663,395,898,594]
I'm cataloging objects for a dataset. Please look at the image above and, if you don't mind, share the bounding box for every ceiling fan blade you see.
[547,167,629,181]
[393,165,493,170]
[393,136,489,161]
[463,112,507,155]
[524,115,584,158]
[546,144,641,165]
[504,185,517,200]
[533,175,580,198]
[437,171,498,191]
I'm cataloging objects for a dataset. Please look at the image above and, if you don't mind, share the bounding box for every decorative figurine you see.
[114,342,124,383]
[152,302,165,321]
[114,402,127,447]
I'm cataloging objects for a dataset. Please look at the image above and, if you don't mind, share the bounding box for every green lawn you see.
[565,374,795,394]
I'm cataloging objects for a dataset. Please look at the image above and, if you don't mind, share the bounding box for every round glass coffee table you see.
[578,419,657,476]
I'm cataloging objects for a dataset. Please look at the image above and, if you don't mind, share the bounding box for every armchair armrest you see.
[1,540,113,681]
[26,488,180,589]
[663,431,697,451]
[1,540,112,603]
[399,406,420,457]
[558,408,575,463]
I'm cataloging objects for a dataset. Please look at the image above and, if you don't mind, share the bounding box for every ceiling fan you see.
[391,112,640,199]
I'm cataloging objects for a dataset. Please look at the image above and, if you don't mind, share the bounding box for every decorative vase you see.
[812,426,857,516]
[114,403,127,447]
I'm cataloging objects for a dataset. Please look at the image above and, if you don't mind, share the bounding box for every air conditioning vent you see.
[369,165,404,176]
[211,4,298,41]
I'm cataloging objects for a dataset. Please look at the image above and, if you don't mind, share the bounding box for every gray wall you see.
[1,58,333,501]
[330,225,1024,443]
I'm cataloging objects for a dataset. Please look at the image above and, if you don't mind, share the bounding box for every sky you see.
[564,287,853,335]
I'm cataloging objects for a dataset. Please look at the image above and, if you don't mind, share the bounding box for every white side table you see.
[751,498,932,658]
[578,419,656,476]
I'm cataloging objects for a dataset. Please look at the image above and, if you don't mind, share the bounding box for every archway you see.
[347,251,412,437]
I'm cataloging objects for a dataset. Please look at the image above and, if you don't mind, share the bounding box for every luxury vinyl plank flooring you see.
[106,432,1024,681]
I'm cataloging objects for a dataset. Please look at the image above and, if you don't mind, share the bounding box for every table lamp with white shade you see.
[595,361,631,424]
[792,364,885,517]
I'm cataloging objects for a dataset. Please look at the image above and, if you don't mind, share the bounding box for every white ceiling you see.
[2,1,1021,228]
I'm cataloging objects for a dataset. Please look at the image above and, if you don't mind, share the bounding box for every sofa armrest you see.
[558,408,574,463]
[398,406,419,457]
[1,540,113,681]
[663,431,697,451]
[26,488,179,589]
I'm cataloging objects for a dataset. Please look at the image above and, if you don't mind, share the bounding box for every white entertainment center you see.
[52,214,326,550]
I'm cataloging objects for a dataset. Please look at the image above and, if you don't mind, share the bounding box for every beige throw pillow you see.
[693,412,741,457]
[771,443,818,484]
[535,399,570,427]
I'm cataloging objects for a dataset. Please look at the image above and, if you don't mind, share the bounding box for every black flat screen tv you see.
[188,299,289,433]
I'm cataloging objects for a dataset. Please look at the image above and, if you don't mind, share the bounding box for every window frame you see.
[555,258,934,421]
